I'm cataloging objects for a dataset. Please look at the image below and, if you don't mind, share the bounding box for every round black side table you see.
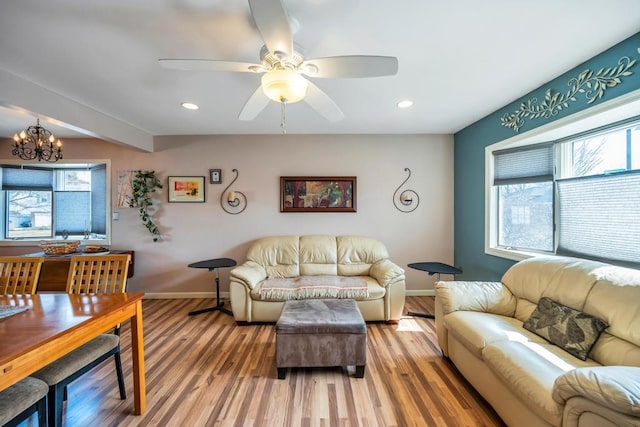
[407,262,462,319]
[187,257,237,316]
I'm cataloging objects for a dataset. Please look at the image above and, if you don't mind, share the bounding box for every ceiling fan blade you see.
[304,81,344,122]
[238,85,270,121]
[159,59,264,73]
[301,56,399,78]
[248,0,293,57]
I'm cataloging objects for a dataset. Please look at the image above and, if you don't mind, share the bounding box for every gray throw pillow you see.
[523,297,608,361]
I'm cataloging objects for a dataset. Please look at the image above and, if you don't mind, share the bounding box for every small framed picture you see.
[168,176,206,203]
[209,169,222,184]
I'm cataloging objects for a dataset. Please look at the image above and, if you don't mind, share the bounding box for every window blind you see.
[91,165,106,234]
[494,143,554,185]
[54,192,90,235]
[557,171,640,266]
[1,167,53,190]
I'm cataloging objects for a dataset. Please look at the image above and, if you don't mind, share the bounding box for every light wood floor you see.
[21,297,505,427]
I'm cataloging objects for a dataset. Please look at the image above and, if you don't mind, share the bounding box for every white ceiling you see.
[0,0,639,149]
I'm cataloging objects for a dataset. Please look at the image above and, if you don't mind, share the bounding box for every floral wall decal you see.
[501,51,637,132]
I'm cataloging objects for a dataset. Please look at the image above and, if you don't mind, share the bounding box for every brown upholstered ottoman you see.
[276,299,367,379]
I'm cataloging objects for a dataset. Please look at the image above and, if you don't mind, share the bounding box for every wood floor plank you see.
[18,297,505,427]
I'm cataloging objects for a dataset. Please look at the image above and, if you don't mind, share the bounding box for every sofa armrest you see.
[435,281,516,316]
[369,259,405,287]
[552,366,640,418]
[230,261,267,290]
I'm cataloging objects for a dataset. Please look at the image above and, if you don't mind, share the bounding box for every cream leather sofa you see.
[435,256,640,427]
[229,235,406,323]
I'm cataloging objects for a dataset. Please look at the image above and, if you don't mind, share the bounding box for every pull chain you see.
[280,98,288,134]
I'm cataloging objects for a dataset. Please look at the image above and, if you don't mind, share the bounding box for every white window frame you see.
[0,159,111,247]
[485,89,640,262]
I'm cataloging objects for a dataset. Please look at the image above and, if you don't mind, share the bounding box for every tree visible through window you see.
[7,191,52,238]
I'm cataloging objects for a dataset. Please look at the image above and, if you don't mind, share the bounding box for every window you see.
[1,162,110,244]
[493,144,554,253]
[498,183,553,252]
[486,110,640,267]
[7,190,52,238]
[556,120,640,265]
[559,121,640,178]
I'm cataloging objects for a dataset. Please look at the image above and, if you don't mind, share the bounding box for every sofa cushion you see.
[502,256,601,322]
[523,297,608,361]
[246,235,300,278]
[443,311,546,359]
[299,235,338,276]
[251,276,384,302]
[258,275,369,301]
[582,264,640,366]
[589,332,640,367]
[483,340,600,426]
[336,236,388,276]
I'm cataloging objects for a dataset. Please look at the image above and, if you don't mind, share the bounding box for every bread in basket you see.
[39,240,80,255]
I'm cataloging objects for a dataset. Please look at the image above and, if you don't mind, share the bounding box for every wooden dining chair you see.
[32,254,131,427]
[0,256,45,295]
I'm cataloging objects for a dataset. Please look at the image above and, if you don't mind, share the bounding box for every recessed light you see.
[181,102,199,110]
[397,100,414,108]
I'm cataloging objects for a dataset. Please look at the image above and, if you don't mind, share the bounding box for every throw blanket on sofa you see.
[259,275,369,301]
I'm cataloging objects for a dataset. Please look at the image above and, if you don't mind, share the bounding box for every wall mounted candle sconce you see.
[220,168,247,214]
[393,168,419,213]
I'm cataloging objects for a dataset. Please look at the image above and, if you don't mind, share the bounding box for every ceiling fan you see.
[159,0,398,125]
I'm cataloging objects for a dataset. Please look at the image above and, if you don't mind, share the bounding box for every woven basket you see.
[39,240,80,255]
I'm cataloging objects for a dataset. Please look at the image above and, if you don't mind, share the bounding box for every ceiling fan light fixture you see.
[261,69,308,103]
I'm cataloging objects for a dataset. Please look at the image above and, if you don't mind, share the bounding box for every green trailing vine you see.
[129,170,163,242]
[501,55,636,133]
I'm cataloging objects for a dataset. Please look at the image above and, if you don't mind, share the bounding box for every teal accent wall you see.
[453,32,640,280]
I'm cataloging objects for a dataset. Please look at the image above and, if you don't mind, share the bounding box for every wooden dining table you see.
[0,292,146,415]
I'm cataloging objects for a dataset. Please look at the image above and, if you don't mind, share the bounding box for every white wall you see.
[3,133,454,295]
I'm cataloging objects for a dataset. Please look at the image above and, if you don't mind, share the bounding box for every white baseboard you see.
[144,291,434,299]
[405,289,435,297]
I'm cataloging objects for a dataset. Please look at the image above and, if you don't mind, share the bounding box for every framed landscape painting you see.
[168,176,205,203]
[280,176,356,212]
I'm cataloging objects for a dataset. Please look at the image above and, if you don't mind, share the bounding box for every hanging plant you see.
[129,170,163,242]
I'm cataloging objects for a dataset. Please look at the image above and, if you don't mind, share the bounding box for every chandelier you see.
[12,119,63,162]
